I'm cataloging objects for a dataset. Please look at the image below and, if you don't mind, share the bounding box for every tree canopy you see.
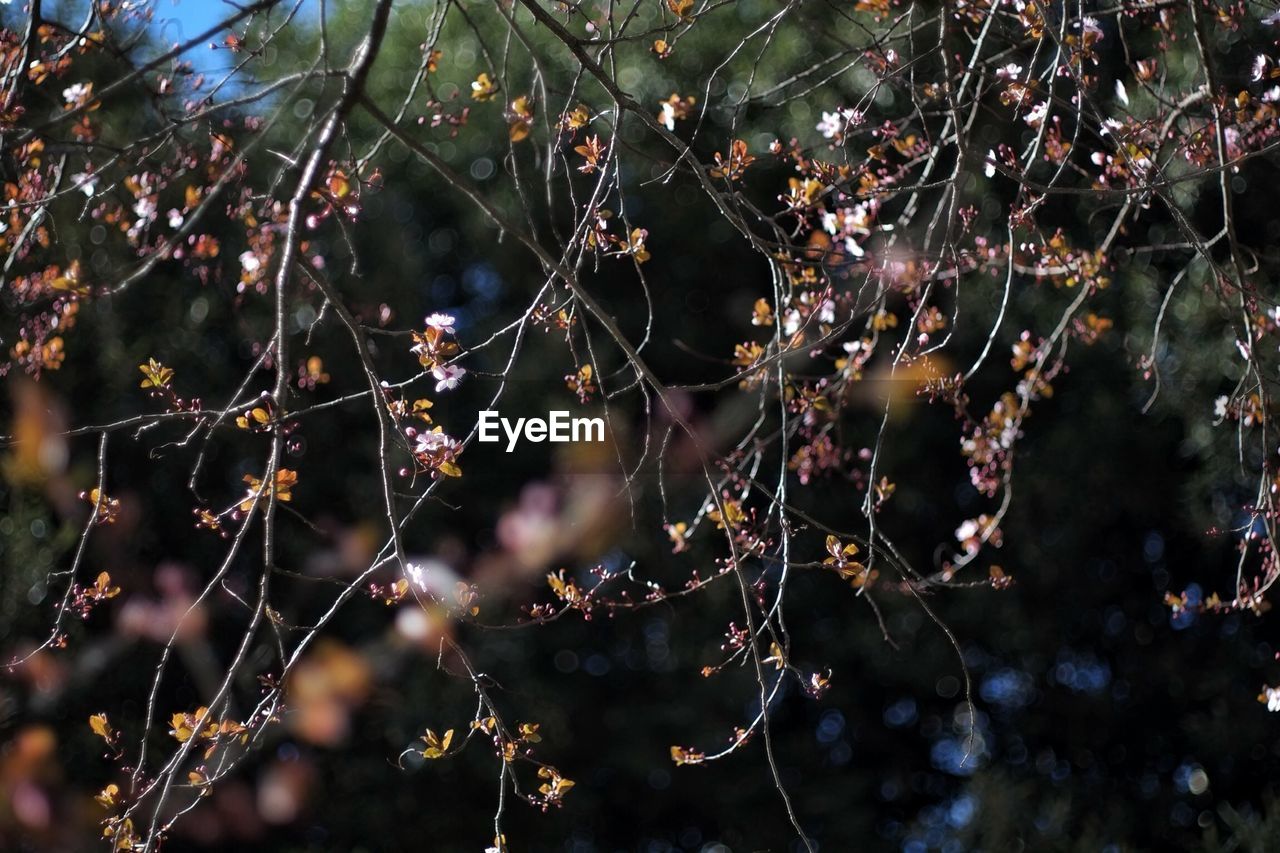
[3,0,1280,850]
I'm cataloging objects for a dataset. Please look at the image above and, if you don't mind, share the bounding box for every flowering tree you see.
[3,0,1280,849]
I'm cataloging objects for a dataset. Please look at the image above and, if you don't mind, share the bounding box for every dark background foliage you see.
[3,1,1280,851]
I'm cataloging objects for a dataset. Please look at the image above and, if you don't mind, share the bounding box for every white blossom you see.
[425,312,457,333]
[816,108,860,140]
[413,430,461,456]
[659,101,676,131]
[782,309,802,336]
[1078,16,1103,40]
[816,111,844,140]
[1114,79,1129,107]
[132,196,157,223]
[62,82,91,105]
[70,172,98,197]
[817,299,836,325]
[432,363,466,391]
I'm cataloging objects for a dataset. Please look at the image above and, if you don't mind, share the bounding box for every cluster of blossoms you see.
[401,313,466,479]
[406,426,463,479]
[411,312,466,391]
[15,0,1280,847]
